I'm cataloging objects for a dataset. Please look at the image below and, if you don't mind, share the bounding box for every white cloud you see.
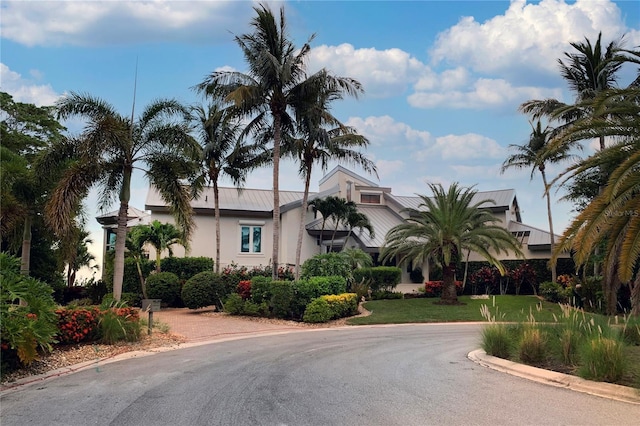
[347,115,432,147]
[408,77,563,110]
[430,0,632,77]
[0,0,255,47]
[0,63,60,106]
[375,159,404,181]
[308,44,429,98]
[432,134,505,160]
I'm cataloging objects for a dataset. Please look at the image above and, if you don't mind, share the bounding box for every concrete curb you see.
[468,349,640,405]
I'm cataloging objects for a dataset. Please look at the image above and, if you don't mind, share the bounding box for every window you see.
[240,225,262,253]
[361,193,380,204]
[106,229,117,252]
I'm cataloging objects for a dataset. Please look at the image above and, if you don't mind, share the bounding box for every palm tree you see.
[327,198,357,251]
[309,196,338,253]
[125,225,150,299]
[191,102,262,273]
[344,209,374,250]
[62,228,97,287]
[137,220,185,273]
[551,87,640,314]
[47,93,199,301]
[501,120,577,282]
[286,69,376,278]
[382,183,524,304]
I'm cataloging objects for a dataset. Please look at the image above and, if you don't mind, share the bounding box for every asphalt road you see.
[2,323,639,425]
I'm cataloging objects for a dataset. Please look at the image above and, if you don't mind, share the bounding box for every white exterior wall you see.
[279,206,319,266]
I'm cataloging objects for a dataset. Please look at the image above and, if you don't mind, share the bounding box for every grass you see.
[347,295,564,325]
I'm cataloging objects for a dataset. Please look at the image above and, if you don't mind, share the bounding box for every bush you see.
[182,272,216,309]
[539,281,570,303]
[321,293,358,319]
[371,291,404,300]
[1,253,58,369]
[55,307,101,344]
[301,253,351,279]
[518,328,548,365]
[84,278,108,305]
[305,276,347,296]
[353,267,401,292]
[161,257,214,281]
[99,304,141,344]
[250,276,272,304]
[481,325,512,359]
[578,337,626,382]
[103,292,141,308]
[270,281,294,319]
[224,293,245,315]
[146,272,181,306]
[237,280,252,300]
[424,281,463,297]
[303,298,333,323]
[103,254,154,296]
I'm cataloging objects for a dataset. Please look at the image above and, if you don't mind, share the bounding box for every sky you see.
[2,0,639,278]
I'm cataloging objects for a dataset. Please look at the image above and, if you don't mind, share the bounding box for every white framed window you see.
[239,221,264,254]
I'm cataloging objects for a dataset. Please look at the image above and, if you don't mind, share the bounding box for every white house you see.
[98,166,566,282]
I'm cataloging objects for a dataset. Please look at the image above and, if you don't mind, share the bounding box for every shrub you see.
[102,292,141,308]
[353,267,401,292]
[161,256,214,281]
[250,276,272,304]
[518,328,548,365]
[481,325,512,359]
[469,266,501,295]
[321,293,359,319]
[371,290,404,300]
[539,281,570,303]
[578,337,626,383]
[84,278,109,305]
[99,303,141,344]
[55,307,101,344]
[301,253,351,279]
[182,272,217,309]
[224,293,245,315]
[146,272,181,306]
[237,280,252,300]
[1,253,58,369]
[424,281,463,297]
[270,280,294,319]
[303,298,333,323]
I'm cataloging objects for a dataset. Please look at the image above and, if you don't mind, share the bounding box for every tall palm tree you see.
[501,120,577,282]
[125,225,149,299]
[196,4,362,279]
[551,87,640,314]
[47,92,199,301]
[286,69,376,278]
[309,196,338,253]
[328,197,357,251]
[382,183,524,304]
[191,102,263,273]
[195,4,310,279]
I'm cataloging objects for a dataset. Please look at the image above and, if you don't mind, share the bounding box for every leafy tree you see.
[63,228,97,287]
[309,196,339,253]
[501,120,577,282]
[344,208,374,250]
[46,93,199,301]
[0,92,66,277]
[138,220,185,273]
[382,183,523,304]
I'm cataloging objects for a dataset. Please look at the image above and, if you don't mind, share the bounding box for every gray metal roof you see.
[145,186,307,213]
[508,221,555,250]
[96,206,148,226]
[387,188,516,212]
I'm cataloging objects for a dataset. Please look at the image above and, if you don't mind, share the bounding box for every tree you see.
[309,196,338,253]
[285,69,376,278]
[191,102,264,273]
[381,183,523,304]
[196,4,361,280]
[501,120,577,282]
[0,92,66,277]
[63,228,97,287]
[136,220,185,273]
[551,87,640,315]
[46,93,199,301]
[125,225,150,299]
[344,209,374,250]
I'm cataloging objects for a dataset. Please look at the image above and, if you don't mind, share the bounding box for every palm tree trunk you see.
[541,171,557,283]
[136,259,147,299]
[20,214,31,276]
[155,248,161,273]
[113,170,132,302]
[441,264,458,304]
[462,250,470,294]
[214,179,221,274]
[272,114,282,280]
[295,171,312,280]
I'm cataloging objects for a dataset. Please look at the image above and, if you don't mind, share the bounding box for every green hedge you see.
[181,272,233,310]
[161,257,214,281]
[303,293,358,323]
[146,272,181,306]
[353,266,401,292]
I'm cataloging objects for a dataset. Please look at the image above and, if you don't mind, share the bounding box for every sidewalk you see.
[151,308,316,342]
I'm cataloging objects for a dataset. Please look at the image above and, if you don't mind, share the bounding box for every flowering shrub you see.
[424,281,463,297]
[237,280,252,300]
[303,293,358,323]
[99,305,141,344]
[55,307,101,344]
[510,263,537,295]
[469,266,501,294]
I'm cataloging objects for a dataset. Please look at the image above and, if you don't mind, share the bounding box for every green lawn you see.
[347,295,567,325]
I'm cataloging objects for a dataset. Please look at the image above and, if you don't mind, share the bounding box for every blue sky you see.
[2,0,639,275]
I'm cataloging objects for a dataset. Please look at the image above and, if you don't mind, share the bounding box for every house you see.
[98,166,566,282]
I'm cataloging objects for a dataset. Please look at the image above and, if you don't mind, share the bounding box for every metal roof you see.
[96,206,149,226]
[387,188,516,212]
[508,221,556,250]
